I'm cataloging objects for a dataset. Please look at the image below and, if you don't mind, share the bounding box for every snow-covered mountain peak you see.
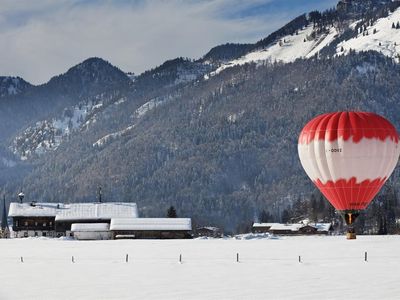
[205,2,400,78]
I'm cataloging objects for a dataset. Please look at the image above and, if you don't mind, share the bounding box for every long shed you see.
[110,218,192,239]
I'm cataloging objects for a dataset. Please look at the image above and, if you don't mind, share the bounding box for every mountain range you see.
[2,0,400,232]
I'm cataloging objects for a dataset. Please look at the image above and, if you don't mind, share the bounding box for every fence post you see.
[72,256,75,263]
[179,254,182,263]
[20,256,23,263]
[237,253,239,263]
[365,251,368,262]
[126,254,129,263]
[299,255,301,263]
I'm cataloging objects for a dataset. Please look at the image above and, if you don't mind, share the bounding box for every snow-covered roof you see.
[8,202,138,221]
[314,223,332,232]
[110,218,192,231]
[269,224,303,232]
[253,223,279,228]
[71,223,110,232]
[268,223,332,232]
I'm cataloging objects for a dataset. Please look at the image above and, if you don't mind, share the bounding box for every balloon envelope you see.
[298,112,400,211]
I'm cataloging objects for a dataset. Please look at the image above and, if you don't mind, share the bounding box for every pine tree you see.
[167,206,177,218]
[310,194,318,223]
[1,196,8,230]
[281,209,290,223]
[397,22,400,29]
[392,22,396,29]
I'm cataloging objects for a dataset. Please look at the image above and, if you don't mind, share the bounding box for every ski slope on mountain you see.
[209,7,400,78]
[209,25,338,77]
[1,236,400,299]
[337,8,400,60]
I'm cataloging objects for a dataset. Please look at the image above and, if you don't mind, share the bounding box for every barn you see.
[8,202,138,238]
[110,218,192,239]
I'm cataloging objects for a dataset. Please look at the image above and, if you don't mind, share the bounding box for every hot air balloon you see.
[298,112,400,239]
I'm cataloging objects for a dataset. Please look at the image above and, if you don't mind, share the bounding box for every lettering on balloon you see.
[326,148,342,153]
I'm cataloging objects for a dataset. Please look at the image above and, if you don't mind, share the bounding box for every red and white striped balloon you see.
[298,112,400,211]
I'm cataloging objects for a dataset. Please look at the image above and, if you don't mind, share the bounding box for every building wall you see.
[12,217,55,232]
[112,230,192,239]
[252,227,271,233]
[13,230,56,238]
[73,231,112,240]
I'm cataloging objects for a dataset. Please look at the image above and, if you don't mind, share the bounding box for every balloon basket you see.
[346,225,356,240]
[346,232,356,240]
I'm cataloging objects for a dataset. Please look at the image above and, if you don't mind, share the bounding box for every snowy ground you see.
[1,235,399,299]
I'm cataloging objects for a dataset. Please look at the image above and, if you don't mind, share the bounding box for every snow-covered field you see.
[1,236,399,299]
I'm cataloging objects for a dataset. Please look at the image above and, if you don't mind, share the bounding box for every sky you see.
[0,0,337,85]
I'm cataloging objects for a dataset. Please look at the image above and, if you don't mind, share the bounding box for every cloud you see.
[0,0,337,84]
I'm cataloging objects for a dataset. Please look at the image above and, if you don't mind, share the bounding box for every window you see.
[43,223,47,227]
[24,221,28,226]
[49,222,53,226]
[23,232,28,237]
[15,220,18,227]
[34,222,38,226]
[42,232,47,237]
[34,232,38,237]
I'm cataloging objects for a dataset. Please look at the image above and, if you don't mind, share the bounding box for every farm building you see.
[252,222,333,235]
[8,201,138,238]
[196,227,223,238]
[110,218,192,239]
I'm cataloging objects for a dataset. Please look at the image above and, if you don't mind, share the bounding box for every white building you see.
[8,202,138,238]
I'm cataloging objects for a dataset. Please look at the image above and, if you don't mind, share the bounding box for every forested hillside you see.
[15,52,400,231]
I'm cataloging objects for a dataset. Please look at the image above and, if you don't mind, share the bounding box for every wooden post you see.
[20,256,23,263]
[365,251,368,262]
[72,256,75,263]
[126,254,129,263]
[299,255,301,263]
[179,254,182,263]
[236,253,239,263]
